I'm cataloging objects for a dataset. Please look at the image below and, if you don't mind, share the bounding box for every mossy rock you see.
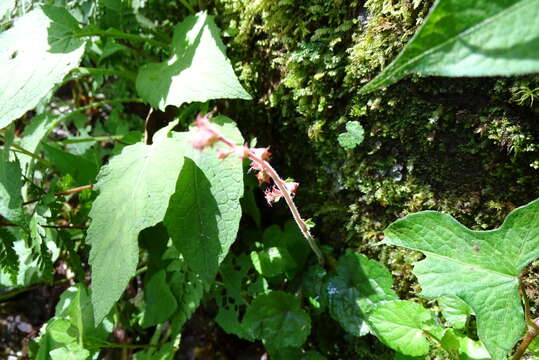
[211,1,539,353]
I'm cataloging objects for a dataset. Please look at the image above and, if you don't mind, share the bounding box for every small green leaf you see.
[327,252,398,336]
[0,228,18,281]
[441,329,491,360]
[18,113,53,173]
[250,247,296,278]
[136,12,251,110]
[242,291,311,349]
[438,295,473,329]
[337,121,364,149]
[369,300,442,357]
[163,116,244,284]
[42,143,98,185]
[0,148,24,225]
[361,0,539,93]
[384,199,539,359]
[141,269,178,328]
[302,264,328,313]
[35,284,112,360]
[87,128,186,325]
[214,253,254,340]
[0,6,84,128]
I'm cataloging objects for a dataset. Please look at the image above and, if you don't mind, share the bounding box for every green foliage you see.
[385,198,539,359]
[327,252,397,336]
[362,0,539,93]
[35,284,112,359]
[0,6,84,128]
[338,121,365,149]
[369,300,442,356]
[242,290,311,349]
[438,296,473,330]
[0,132,24,225]
[164,117,244,284]
[1,0,539,358]
[87,125,186,324]
[136,12,251,110]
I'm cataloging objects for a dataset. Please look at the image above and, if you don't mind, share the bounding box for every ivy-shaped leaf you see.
[361,0,539,93]
[136,12,251,110]
[384,199,539,359]
[369,300,443,357]
[87,127,185,324]
[0,6,84,128]
[337,121,364,150]
[163,116,244,284]
[242,291,311,349]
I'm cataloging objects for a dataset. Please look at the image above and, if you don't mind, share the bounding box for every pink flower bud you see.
[256,171,270,184]
[251,147,272,161]
[191,115,219,150]
[234,145,250,159]
[249,161,264,172]
[284,182,299,196]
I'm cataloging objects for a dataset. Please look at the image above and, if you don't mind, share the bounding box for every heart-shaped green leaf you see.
[369,300,442,357]
[136,12,251,110]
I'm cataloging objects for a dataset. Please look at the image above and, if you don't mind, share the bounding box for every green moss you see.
[212,0,539,351]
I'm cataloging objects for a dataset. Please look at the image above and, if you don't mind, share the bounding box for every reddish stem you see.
[23,184,94,206]
[206,120,324,265]
[512,318,539,360]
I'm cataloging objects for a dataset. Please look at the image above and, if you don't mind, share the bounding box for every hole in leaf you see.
[10,51,17,60]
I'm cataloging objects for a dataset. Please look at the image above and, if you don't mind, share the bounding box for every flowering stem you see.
[198,117,325,266]
[246,151,324,265]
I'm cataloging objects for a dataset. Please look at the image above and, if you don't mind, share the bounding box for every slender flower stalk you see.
[192,115,324,265]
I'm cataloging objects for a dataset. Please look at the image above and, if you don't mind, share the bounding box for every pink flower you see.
[234,145,250,159]
[191,115,219,150]
[264,186,283,206]
[255,171,270,184]
[251,147,272,161]
[284,182,299,196]
[249,161,264,172]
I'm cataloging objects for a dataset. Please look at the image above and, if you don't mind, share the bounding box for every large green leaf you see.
[242,291,311,349]
[87,127,185,324]
[327,252,398,337]
[136,11,251,110]
[0,6,84,128]
[384,199,539,359]
[369,300,442,357]
[163,116,244,283]
[361,0,539,93]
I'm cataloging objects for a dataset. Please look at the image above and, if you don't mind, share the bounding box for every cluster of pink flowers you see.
[191,115,299,206]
